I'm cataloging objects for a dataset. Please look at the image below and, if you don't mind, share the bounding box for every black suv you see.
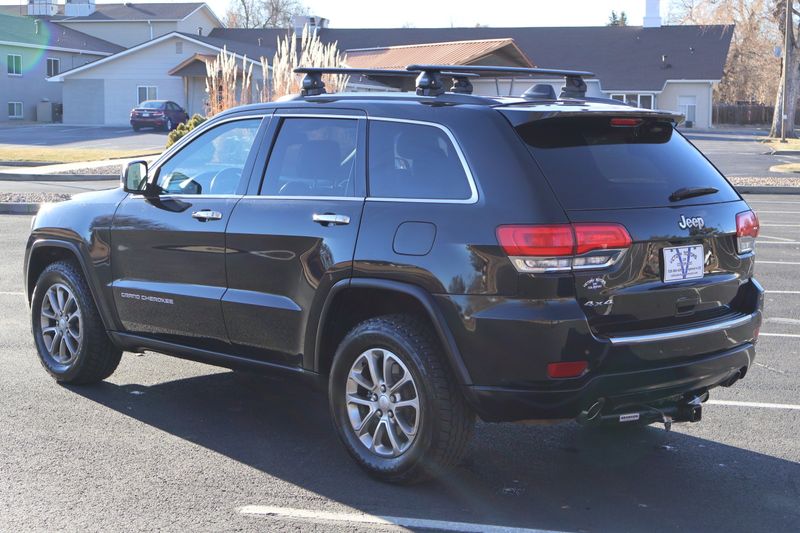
[25,66,763,483]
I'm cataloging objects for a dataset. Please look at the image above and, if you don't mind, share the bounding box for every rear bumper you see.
[435,278,764,422]
[130,118,165,127]
[467,342,754,421]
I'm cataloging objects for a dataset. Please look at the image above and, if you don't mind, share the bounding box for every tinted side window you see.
[156,119,260,195]
[368,120,471,200]
[261,118,358,197]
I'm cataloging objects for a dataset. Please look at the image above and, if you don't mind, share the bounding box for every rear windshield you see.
[139,101,163,109]
[516,116,739,210]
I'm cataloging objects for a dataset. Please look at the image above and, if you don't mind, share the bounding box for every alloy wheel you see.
[39,283,82,365]
[345,348,420,457]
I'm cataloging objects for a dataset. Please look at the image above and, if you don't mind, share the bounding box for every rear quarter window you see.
[368,120,473,200]
[516,116,739,210]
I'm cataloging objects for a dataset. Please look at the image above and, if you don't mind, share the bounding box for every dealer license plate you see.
[662,244,704,283]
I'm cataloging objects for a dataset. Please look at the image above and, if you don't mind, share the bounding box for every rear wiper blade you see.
[669,186,719,202]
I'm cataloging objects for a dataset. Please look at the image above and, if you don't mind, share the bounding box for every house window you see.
[8,102,23,119]
[137,86,158,104]
[610,93,654,109]
[7,54,21,75]
[46,58,60,77]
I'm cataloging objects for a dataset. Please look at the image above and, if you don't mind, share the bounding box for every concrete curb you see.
[0,173,117,182]
[0,202,39,214]
[770,150,800,156]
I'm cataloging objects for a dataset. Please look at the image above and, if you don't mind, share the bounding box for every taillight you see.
[497,223,631,273]
[736,210,759,254]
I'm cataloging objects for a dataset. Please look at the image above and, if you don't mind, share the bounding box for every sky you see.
[85,0,673,28]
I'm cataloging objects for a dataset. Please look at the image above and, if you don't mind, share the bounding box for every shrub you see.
[165,114,207,148]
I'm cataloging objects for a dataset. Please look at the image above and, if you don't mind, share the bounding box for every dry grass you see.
[205,46,255,116]
[768,162,800,173]
[270,26,349,100]
[203,26,348,116]
[0,146,161,164]
[761,137,800,151]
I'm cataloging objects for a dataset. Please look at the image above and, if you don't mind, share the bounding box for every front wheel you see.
[31,261,122,384]
[329,315,474,484]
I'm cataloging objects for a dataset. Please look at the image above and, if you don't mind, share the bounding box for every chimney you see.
[643,0,662,28]
[27,0,58,17]
[64,0,97,17]
[292,15,329,36]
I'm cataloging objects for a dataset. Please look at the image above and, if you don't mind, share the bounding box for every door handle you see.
[313,213,350,226]
[192,209,223,221]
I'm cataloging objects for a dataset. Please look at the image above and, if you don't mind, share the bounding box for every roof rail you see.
[406,64,594,98]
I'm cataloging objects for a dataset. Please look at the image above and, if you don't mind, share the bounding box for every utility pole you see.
[782,0,791,142]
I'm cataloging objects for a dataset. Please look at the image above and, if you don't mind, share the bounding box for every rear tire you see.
[329,314,474,484]
[164,118,173,132]
[132,125,140,132]
[30,261,122,384]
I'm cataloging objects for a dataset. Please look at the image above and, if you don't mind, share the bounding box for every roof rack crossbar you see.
[406,64,595,99]
[294,67,418,96]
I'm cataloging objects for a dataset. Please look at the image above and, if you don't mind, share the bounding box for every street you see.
[0,194,798,532]
[0,124,166,152]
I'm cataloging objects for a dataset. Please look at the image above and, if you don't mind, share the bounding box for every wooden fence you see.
[713,104,800,125]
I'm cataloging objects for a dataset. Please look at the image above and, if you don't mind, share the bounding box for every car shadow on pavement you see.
[68,369,800,533]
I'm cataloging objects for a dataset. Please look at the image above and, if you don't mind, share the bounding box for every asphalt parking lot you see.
[682,129,796,178]
[0,195,798,532]
[0,123,165,151]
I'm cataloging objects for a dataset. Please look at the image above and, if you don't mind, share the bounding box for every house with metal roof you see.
[212,6,732,128]
[0,12,122,121]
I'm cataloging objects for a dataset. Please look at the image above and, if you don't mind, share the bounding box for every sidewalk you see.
[0,156,153,181]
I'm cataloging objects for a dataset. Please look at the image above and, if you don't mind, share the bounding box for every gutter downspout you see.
[147,20,153,41]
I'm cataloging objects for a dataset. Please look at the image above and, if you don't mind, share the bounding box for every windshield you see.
[516,116,740,210]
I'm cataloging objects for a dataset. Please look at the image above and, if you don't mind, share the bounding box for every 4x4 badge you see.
[678,215,705,230]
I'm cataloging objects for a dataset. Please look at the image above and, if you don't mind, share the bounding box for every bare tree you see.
[669,0,780,106]
[770,0,799,137]
[224,0,307,29]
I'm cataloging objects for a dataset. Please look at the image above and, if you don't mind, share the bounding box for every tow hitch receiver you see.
[578,394,706,431]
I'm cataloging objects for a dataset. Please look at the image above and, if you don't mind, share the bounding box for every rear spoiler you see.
[498,108,684,127]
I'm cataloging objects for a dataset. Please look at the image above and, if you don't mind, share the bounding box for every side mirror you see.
[121,160,149,193]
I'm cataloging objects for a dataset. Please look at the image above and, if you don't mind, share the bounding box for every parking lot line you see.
[0,291,23,296]
[237,505,571,533]
[758,260,800,265]
[766,290,800,294]
[759,235,796,242]
[752,241,800,245]
[760,332,800,338]
[746,200,800,204]
[708,400,800,411]
[752,210,800,214]
[760,224,800,227]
